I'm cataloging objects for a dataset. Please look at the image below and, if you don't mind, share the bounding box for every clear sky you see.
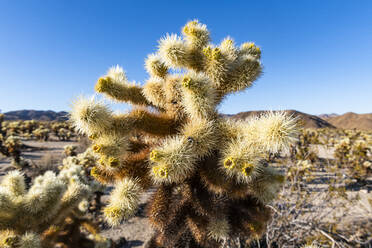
[0,0,371,115]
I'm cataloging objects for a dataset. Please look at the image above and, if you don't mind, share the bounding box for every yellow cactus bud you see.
[95,77,111,93]
[182,76,193,88]
[158,167,168,178]
[0,230,19,247]
[150,150,161,161]
[98,156,105,165]
[247,223,255,232]
[224,157,236,170]
[103,205,123,224]
[203,46,213,57]
[203,46,221,60]
[88,134,97,140]
[152,166,159,174]
[183,20,199,36]
[153,165,168,179]
[222,39,233,46]
[5,237,18,246]
[242,163,254,176]
[90,166,98,177]
[182,25,194,36]
[108,157,120,167]
[212,47,221,59]
[92,144,101,153]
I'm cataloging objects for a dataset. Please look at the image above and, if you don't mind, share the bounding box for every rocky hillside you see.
[229,110,335,129]
[321,112,372,131]
[3,110,69,121]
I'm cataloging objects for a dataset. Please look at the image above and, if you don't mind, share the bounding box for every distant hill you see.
[318,113,339,119]
[3,110,69,121]
[229,110,335,129]
[321,112,372,131]
[5,109,371,130]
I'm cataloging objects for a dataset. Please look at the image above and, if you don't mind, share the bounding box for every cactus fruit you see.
[70,20,300,247]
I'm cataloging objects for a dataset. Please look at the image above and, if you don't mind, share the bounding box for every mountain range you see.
[321,112,372,131]
[2,110,371,130]
[3,110,69,121]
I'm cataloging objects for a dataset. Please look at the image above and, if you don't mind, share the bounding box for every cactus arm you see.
[95,65,153,107]
[113,109,180,136]
[95,76,151,106]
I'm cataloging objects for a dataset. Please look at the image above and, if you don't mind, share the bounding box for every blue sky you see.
[0,0,371,115]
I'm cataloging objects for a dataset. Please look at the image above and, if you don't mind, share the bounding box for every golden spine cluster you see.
[70,20,300,247]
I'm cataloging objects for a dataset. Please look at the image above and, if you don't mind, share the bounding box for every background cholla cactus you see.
[51,122,74,141]
[70,20,300,247]
[64,145,78,157]
[334,133,371,182]
[0,120,76,141]
[290,129,318,163]
[0,163,110,248]
[61,148,106,217]
[0,135,28,168]
[32,127,50,141]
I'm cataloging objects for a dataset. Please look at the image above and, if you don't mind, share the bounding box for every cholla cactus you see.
[70,20,300,247]
[334,132,372,182]
[64,145,78,157]
[51,122,75,141]
[290,129,318,163]
[287,159,313,188]
[61,148,106,218]
[0,164,110,248]
[0,119,28,167]
[62,148,100,170]
[0,135,28,167]
[20,120,38,136]
[57,128,73,141]
[32,127,50,141]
